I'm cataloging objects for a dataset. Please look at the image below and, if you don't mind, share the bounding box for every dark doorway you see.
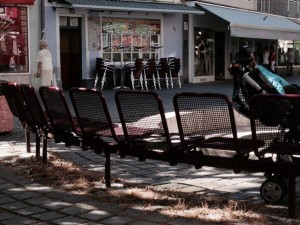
[60,17,82,89]
[214,31,225,80]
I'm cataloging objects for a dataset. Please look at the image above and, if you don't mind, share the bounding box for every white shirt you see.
[37,49,53,71]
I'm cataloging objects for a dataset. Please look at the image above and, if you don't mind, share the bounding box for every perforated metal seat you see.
[19,84,53,163]
[69,87,124,187]
[39,86,81,147]
[115,90,182,164]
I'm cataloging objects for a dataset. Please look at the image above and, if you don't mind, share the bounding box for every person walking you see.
[262,46,269,68]
[286,48,294,77]
[237,40,256,69]
[268,45,276,73]
[37,39,55,86]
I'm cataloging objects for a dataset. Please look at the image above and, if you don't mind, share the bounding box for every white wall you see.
[163,14,183,62]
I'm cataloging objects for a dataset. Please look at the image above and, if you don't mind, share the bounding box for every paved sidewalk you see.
[0,79,300,224]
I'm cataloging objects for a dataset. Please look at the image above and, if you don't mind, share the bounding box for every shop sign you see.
[102,17,160,35]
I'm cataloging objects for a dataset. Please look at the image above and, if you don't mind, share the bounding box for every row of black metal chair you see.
[94,57,181,90]
[0,81,124,188]
[1,80,300,217]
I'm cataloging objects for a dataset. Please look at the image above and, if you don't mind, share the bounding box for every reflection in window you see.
[194,28,213,77]
[0,7,28,73]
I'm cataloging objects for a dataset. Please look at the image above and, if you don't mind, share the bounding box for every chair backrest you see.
[131,59,145,78]
[158,58,170,74]
[144,59,156,77]
[19,84,49,129]
[69,87,117,140]
[173,92,239,151]
[5,82,34,127]
[115,90,171,148]
[96,58,106,76]
[249,94,300,157]
[39,86,79,137]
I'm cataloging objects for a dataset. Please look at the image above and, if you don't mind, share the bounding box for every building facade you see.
[5,0,296,89]
[44,0,203,89]
[192,0,300,83]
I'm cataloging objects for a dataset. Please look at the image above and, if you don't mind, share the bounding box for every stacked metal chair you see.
[94,58,116,90]
[168,57,182,88]
[143,58,157,90]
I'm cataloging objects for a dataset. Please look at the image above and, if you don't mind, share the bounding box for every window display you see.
[0,6,29,73]
[101,17,161,61]
[194,28,213,76]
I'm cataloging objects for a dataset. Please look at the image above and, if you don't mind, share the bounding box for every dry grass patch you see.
[1,154,299,224]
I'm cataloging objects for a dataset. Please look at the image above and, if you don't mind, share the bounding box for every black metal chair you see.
[115,90,182,165]
[19,84,53,163]
[173,92,254,171]
[94,58,116,90]
[143,58,157,90]
[168,57,181,88]
[69,87,124,187]
[39,86,81,148]
[1,82,37,154]
[157,58,170,89]
[126,58,144,90]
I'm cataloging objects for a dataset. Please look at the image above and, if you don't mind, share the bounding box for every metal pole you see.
[41,0,45,40]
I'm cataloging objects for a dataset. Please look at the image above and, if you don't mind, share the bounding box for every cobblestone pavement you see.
[0,79,300,224]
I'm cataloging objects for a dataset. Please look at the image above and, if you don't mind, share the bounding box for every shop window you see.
[0,6,29,73]
[279,39,300,66]
[194,28,213,77]
[102,17,161,62]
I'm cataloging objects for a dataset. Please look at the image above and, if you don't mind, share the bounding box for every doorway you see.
[214,31,225,80]
[60,17,82,89]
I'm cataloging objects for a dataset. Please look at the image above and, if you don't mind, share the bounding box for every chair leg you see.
[100,70,107,90]
[25,127,31,153]
[143,74,148,90]
[104,150,111,188]
[157,74,162,89]
[94,73,99,89]
[36,132,40,158]
[165,73,169,89]
[178,75,182,88]
[140,75,144,90]
[130,72,135,90]
[170,74,174,89]
[152,74,157,89]
[42,136,47,163]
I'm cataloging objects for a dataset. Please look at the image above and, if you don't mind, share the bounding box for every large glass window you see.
[278,39,300,66]
[230,37,300,68]
[102,17,161,62]
[194,28,213,77]
[0,6,29,73]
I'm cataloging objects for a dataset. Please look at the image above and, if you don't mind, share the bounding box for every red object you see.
[0,96,13,133]
[0,0,35,5]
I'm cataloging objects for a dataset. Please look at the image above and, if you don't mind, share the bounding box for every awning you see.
[196,2,300,40]
[55,0,204,15]
[0,0,35,5]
